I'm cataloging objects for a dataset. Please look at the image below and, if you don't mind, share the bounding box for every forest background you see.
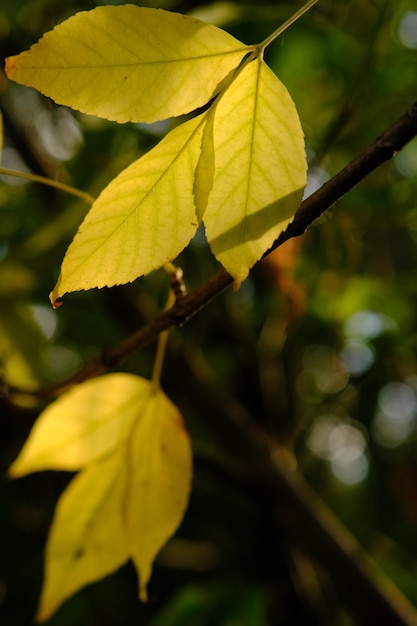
[1,0,417,624]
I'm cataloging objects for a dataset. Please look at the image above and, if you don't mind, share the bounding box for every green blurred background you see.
[1,0,417,624]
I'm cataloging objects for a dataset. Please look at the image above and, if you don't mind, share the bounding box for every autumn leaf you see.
[37,451,130,622]
[5,4,307,297]
[49,55,307,300]
[9,374,152,475]
[125,387,192,601]
[194,110,216,222]
[10,373,192,619]
[49,114,207,301]
[4,5,249,124]
[203,57,307,286]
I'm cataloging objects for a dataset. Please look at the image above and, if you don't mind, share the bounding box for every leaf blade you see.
[125,388,192,601]
[9,373,151,475]
[50,114,206,300]
[37,452,129,622]
[203,59,307,285]
[5,6,248,123]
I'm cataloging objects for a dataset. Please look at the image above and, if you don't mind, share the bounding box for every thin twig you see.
[259,0,318,52]
[151,264,181,390]
[0,166,95,205]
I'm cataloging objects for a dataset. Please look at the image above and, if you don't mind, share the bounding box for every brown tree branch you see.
[278,100,417,242]
[40,100,417,399]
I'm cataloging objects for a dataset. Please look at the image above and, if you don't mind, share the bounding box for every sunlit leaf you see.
[5,5,249,124]
[11,373,193,617]
[203,58,307,285]
[125,386,192,601]
[37,451,129,622]
[194,110,215,222]
[9,374,152,475]
[50,114,206,302]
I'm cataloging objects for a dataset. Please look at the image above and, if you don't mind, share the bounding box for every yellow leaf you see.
[194,108,215,222]
[125,387,192,602]
[12,372,192,615]
[9,374,151,476]
[203,58,307,285]
[37,451,129,622]
[5,5,249,124]
[50,114,206,301]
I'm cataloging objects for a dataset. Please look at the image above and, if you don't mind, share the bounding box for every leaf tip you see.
[7,464,18,479]
[4,56,16,80]
[35,603,49,624]
[139,584,149,603]
[50,296,63,310]
[50,275,64,308]
[8,456,31,479]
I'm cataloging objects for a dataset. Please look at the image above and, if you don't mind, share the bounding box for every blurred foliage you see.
[1,0,417,624]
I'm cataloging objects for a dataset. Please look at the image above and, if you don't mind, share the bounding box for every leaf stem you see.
[151,264,183,390]
[258,0,319,52]
[151,316,172,391]
[0,166,95,205]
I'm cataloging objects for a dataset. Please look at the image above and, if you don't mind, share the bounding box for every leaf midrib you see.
[16,49,249,70]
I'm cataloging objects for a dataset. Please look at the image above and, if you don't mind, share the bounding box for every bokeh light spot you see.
[398,11,417,49]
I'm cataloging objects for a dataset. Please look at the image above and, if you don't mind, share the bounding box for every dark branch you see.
[277,100,417,243]
[39,100,417,399]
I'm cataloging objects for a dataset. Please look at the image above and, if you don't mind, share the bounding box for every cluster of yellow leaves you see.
[5,4,307,301]
[10,374,192,620]
[4,5,309,620]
